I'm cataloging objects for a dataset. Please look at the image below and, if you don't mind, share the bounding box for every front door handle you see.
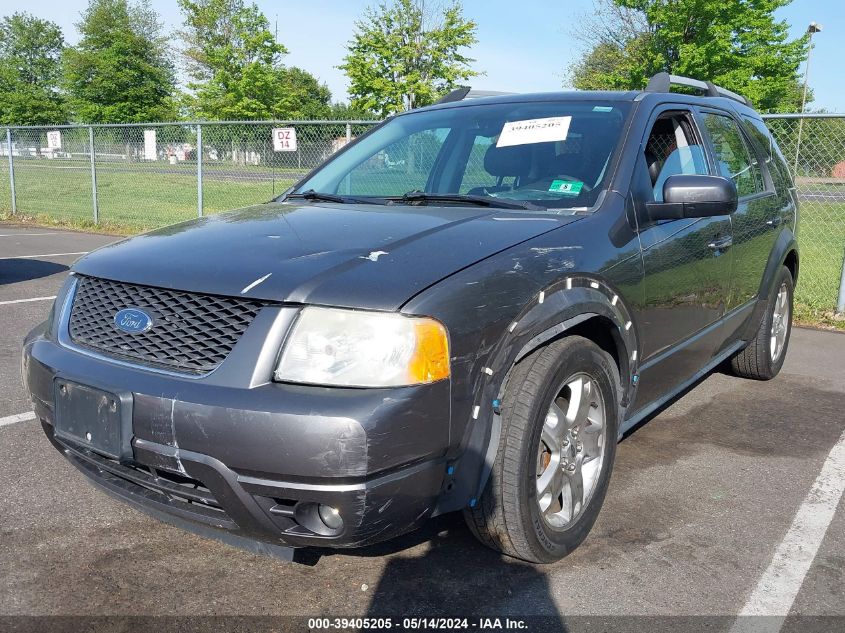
[708,236,733,250]
[766,217,782,227]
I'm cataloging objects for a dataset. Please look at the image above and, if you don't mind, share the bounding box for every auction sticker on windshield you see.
[497,116,571,148]
[549,179,583,195]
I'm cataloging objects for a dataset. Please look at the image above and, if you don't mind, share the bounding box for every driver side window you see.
[644,113,709,201]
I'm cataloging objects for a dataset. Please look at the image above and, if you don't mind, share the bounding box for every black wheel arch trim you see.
[741,230,798,342]
[434,275,638,515]
[761,230,799,296]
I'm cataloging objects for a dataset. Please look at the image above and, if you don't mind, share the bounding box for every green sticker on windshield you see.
[549,180,583,195]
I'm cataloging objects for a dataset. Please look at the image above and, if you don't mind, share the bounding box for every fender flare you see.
[740,229,799,341]
[760,229,799,296]
[438,274,639,514]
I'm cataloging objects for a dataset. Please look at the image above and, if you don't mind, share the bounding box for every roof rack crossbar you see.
[645,72,749,105]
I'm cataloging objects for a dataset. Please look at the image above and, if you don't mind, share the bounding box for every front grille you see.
[68,275,265,374]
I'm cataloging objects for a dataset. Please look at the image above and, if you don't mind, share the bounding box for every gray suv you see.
[23,74,798,563]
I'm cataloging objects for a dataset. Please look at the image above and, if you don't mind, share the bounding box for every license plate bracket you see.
[54,379,132,460]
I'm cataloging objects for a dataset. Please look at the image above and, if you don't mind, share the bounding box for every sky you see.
[1,0,843,112]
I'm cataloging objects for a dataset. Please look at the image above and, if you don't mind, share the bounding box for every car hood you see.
[73,202,579,310]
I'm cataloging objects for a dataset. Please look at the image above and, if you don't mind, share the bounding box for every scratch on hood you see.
[361,250,389,262]
[241,273,272,294]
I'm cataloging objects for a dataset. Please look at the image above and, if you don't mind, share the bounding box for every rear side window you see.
[701,113,765,198]
[742,116,791,186]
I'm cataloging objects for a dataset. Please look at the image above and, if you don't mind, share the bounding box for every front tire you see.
[730,266,794,380]
[464,336,620,563]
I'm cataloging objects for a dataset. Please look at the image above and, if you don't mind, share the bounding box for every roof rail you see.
[645,72,749,106]
[466,90,516,99]
[433,87,516,106]
[435,86,472,105]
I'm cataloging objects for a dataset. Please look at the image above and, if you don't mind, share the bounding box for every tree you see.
[569,0,808,113]
[339,0,480,117]
[178,0,330,120]
[63,0,177,122]
[274,67,332,120]
[178,0,285,120]
[0,13,66,125]
[329,101,379,121]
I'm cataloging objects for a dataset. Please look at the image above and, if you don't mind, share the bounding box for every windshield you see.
[290,100,631,211]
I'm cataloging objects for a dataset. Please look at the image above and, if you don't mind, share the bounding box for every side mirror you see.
[645,174,738,221]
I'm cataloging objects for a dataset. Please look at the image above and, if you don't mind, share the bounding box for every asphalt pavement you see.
[1,224,843,631]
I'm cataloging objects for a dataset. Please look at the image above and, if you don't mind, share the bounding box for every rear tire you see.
[464,336,620,563]
[730,266,794,381]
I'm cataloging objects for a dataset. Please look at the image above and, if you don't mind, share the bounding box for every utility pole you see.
[793,22,822,179]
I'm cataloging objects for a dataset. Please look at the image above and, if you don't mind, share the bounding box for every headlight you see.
[274,307,450,387]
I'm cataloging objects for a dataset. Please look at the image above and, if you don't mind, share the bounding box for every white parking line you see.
[0,232,61,237]
[735,426,845,624]
[0,251,88,260]
[0,296,57,306]
[0,411,36,427]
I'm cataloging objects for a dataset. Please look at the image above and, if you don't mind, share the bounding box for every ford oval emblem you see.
[114,308,153,334]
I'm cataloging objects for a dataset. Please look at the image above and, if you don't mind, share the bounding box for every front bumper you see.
[23,279,451,550]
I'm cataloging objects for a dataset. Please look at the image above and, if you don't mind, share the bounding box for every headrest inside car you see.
[484,143,533,178]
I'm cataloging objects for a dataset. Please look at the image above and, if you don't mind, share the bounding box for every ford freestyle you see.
[23,74,799,563]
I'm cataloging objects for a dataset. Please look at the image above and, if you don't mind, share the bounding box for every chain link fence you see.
[1,115,844,312]
[0,121,378,231]
[763,114,845,313]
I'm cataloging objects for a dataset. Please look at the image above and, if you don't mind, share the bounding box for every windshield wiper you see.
[287,189,389,205]
[288,189,538,209]
[395,191,542,211]
[287,189,349,203]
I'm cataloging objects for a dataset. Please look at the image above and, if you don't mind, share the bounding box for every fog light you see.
[318,504,343,530]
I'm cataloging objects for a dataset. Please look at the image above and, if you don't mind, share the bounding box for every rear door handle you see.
[766,217,782,227]
[708,236,733,250]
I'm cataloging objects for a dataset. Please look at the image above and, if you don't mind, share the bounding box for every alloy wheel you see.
[770,282,790,362]
[536,373,607,529]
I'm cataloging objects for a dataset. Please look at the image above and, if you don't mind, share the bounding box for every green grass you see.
[796,202,845,314]
[1,161,843,326]
[0,161,299,233]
